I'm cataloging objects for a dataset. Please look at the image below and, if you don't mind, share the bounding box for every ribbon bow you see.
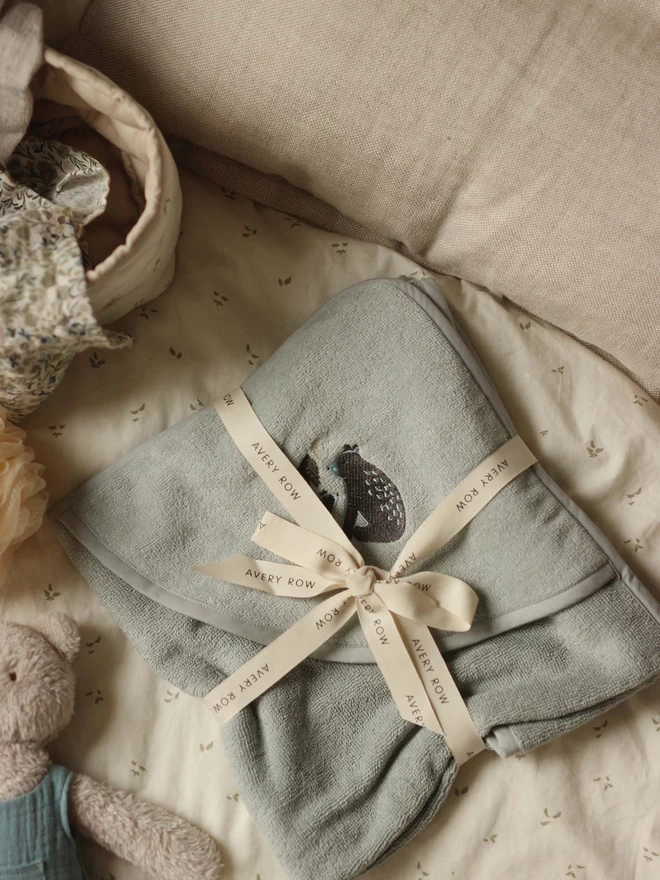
[196,389,536,764]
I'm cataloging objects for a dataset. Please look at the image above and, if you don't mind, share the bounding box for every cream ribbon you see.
[196,388,537,764]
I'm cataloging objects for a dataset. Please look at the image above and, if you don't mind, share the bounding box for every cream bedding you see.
[3,167,660,880]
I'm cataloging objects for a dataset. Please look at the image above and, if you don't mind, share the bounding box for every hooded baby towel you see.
[54,277,660,880]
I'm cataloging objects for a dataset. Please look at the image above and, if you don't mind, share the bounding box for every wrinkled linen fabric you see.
[53,277,660,880]
[0,0,42,162]
[63,0,660,397]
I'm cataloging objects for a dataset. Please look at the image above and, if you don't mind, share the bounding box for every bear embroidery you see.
[298,446,406,543]
[332,445,406,543]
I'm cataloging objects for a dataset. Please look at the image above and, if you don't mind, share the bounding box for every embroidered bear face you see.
[299,445,406,544]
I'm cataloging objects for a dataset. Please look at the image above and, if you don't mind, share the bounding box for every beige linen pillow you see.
[63,0,660,394]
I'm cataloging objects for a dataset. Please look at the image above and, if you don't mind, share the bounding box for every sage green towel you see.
[54,277,660,880]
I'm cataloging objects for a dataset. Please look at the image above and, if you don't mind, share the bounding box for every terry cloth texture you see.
[54,278,660,880]
[62,0,660,398]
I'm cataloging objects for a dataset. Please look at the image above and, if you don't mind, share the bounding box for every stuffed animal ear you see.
[31,612,80,663]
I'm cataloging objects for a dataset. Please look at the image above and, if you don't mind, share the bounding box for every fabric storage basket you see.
[30,48,181,324]
[0,43,182,421]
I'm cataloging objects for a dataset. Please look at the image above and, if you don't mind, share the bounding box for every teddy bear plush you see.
[0,612,223,880]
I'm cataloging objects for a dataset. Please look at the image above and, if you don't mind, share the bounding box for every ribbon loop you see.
[378,572,478,632]
[252,511,363,578]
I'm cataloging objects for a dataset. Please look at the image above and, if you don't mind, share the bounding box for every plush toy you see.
[0,612,223,880]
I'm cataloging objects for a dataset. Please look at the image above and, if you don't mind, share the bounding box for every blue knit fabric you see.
[0,765,88,880]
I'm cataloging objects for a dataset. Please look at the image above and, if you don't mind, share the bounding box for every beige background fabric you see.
[169,137,400,252]
[2,167,659,879]
[0,0,42,162]
[23,0,90,48]
[63,0,660,395]
[169,137,656,401]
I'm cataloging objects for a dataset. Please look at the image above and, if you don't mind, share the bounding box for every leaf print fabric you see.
[0,137,130,421]
[4,167,660,880]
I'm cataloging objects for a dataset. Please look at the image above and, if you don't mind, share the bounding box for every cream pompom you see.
[0,405,47,586]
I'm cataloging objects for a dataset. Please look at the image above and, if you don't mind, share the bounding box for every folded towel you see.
[54,277,660,880]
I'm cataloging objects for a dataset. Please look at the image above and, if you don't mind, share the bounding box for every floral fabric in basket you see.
[0,137,130,422]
